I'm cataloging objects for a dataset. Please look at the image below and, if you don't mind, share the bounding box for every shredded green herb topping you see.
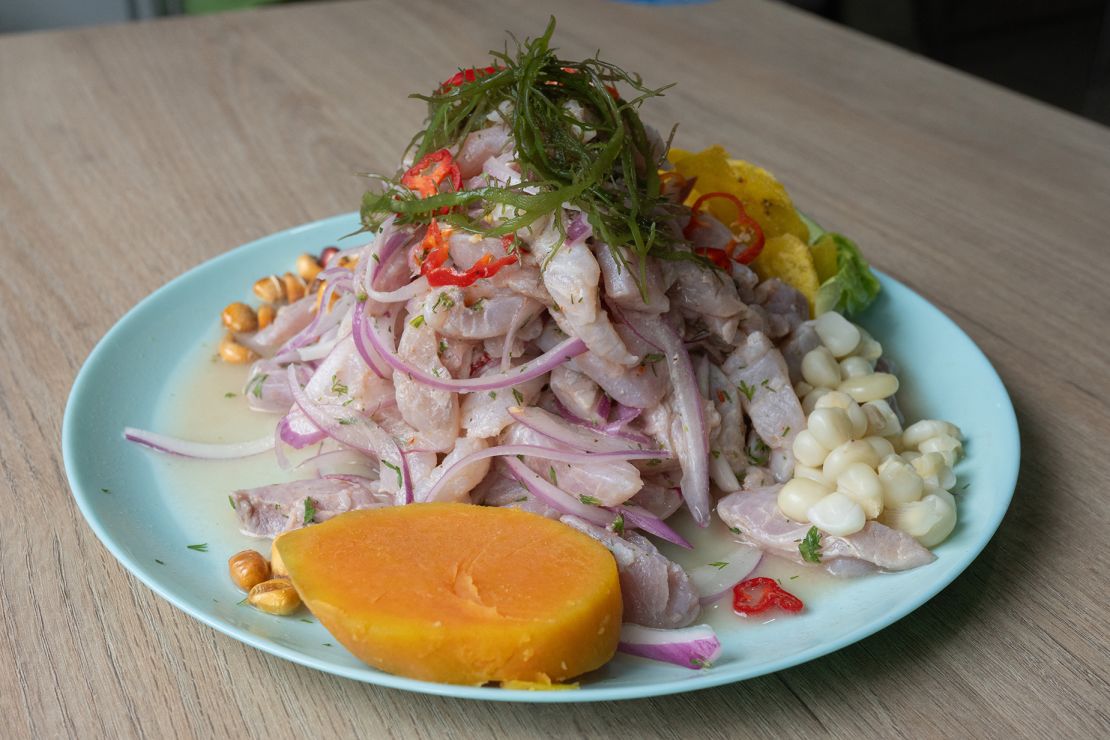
[359,18,707,295]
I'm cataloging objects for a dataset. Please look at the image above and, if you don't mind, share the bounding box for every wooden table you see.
[2,0,1108,736]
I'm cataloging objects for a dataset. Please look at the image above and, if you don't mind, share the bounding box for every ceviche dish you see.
[126,21,967,687]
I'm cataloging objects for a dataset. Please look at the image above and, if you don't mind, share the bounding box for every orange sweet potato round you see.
[275,503,622,685]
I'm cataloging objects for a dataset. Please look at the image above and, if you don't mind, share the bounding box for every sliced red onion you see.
[287,365,412,504]
[622,312,710,527]
[351,306,389,378]
[421,443,669,503]
[551,398,655,447]
[359,306,587,392]
[615,504,692,549]
[503,457,614,527]
[618,623,722,669]
[277,408,326,449]
[123,428,274,459]
[272,335,341,365]
[509,406,665,455]
[688,545,763,603]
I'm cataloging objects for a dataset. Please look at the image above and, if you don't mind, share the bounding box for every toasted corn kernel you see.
[296,253,322,282]
[221,301,258,333]
[228,549,270,591]
[337,254,359,270]
[253,275,285,303]
[257,303,276,329]
[248,578,301,615]
[282,272,306,302]
[319,246,339,267]
[219,334,257,364]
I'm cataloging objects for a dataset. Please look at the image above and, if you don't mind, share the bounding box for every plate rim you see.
[62,211,1021,703]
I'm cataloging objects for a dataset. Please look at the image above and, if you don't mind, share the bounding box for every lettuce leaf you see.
[812,233,881,316]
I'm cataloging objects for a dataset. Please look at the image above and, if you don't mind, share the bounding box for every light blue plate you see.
[62,212,1019,702]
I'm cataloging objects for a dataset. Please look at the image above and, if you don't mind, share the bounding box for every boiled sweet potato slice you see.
[276,503,622,685]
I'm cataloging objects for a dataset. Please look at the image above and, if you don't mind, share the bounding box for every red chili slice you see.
[684,191,765,266]
[439,65,499,92]
[733,577,804,615]
[401,149,462,206]
[415,220,518,289]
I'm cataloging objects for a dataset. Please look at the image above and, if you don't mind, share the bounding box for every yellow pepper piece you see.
[752,233,821,313]
[809,233,839,283]
[666,146,809,244]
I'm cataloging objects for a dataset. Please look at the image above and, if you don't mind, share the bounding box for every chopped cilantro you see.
[579,495,602,505]
[738,380,755,402]
[438,339,448,354]
[488,391,497,399]
[338,417,357,425]
[708,561,728,570]
[249,373,268,399]
[382,460,403,487]
[710,449,721,459]
[356,291,369,302]
[432,292,455,313]
[186,543,208,553]
[760,378,772,390]
[728,526,741,535]
[690,657,712,669]
[611,513,625,534]
[299,618,314,623]
[799,526,823,563]
[642,352,664,364]
[470,298,485,311]
[228,495,235,511]
[512,388,524,405]
[331,374,349,396]
[549,466,558,485]
[100,487,111,495]
[154,559,165,565]
[303,497,316,525]
[409,314,426,328]
[224,391,236,398]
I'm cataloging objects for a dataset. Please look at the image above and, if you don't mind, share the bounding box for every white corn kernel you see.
[852,328,883,361]
[836,463,884,519]
[807,492,867,536]
[778,478,832,522]
[794,464,831,486]
[814,312,861,357]
[878,455,925,506]
[920,434,963,467]
[823,440,881,482]
[839,356,873,379]
[807,407,853,450]
[815,392,868,438]
[801,347,842,389]
[911,452,956,489]
[864,435,896,460]
[792,430,830,467]
[801,387,832,415]
[882,489,956,546]
[838,372,899,403]
[903,419,962,448]
[794,381,814,398]
[863,399,902,437]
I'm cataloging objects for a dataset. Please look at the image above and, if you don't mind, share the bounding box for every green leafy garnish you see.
[737,380,755,402]
[799,526,822,563]
[409,314,426,328]
[186,543,208,553]
[512,388,524,405]
[359,18,703,297]
[100,487,111,495]
[549,466,558,485]
[228,495,235,511]
[728,526,741,535]
[708,561,728,570]
[813,233,881,317]
[154,559,165,565]
[579,495,602,506]
[303,497,316,525]
[224,391,236,398]
[611,513,625,534]
[249,373,268,399]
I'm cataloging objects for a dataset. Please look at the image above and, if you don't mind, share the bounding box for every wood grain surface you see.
[2,0,1108,737]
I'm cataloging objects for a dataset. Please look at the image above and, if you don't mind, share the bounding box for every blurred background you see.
[2,0,1108,126]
